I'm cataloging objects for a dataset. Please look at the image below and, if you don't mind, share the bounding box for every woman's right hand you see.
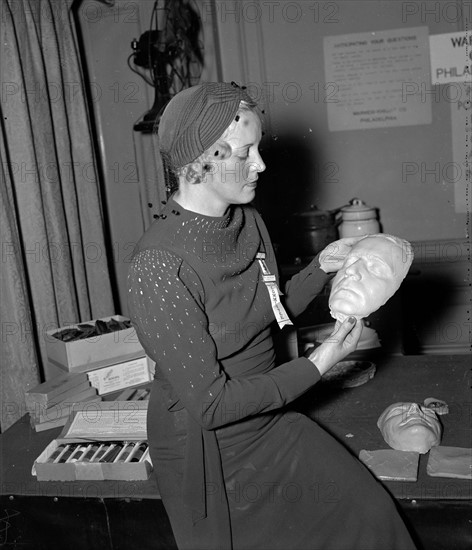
[318,236,364,273]
[307,317,363,376]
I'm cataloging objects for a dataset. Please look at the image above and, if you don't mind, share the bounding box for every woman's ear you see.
[183,161,203,184]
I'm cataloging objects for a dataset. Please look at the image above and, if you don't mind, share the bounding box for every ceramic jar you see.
[338,198,380,238]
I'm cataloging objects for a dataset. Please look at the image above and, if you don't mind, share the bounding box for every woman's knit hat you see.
[157,82,257,169]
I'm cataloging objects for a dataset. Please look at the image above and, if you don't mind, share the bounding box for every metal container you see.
[285,205,339,260]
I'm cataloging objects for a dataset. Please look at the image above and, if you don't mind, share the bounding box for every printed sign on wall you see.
[324,26,432,131]
[430,32,472,85]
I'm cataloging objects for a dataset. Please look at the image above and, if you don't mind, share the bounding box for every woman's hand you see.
[307,317,363,376]
[318,236,364,273]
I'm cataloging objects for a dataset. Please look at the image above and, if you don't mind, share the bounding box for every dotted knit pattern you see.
[127,197,329,426]
[126,198,417,550]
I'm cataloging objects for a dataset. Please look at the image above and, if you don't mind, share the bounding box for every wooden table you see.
[1,355,471,549]
[298,353,471,550]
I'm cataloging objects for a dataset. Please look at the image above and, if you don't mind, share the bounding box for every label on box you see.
[87,356,151,395]
[65,408,147,439]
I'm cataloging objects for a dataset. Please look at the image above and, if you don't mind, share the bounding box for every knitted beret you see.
[157,82,257,169]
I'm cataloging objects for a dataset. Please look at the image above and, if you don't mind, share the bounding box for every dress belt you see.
[184,414,233,549]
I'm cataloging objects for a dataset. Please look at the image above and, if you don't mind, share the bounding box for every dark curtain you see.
[1,0,116,431]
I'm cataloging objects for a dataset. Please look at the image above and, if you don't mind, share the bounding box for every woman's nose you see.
[253,150,266,173]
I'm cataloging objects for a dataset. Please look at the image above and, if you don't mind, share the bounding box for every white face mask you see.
[377,402,442,454]
[329,235,413,322]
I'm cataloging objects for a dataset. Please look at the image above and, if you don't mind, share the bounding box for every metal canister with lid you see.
[338,198,380,238]
[284,204,339,261]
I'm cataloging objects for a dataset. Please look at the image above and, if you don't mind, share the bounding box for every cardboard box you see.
[87,355,154,395]
[32,401,152,481]
[45,315,145,372]
[30,395,102,432]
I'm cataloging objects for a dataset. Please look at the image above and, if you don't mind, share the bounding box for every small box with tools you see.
[32,401,152,481]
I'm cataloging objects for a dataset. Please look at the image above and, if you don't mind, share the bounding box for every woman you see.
[127,82,416,550]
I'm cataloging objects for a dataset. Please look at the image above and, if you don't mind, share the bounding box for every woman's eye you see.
[237,150,249,159]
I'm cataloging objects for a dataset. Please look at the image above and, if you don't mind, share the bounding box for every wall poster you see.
[323,26,432,131]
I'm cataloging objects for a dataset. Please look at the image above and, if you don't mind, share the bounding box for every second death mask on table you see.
[377,402,442,454]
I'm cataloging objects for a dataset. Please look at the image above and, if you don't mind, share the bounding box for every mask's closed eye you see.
[366,256,392,278]
[419,406,439,420]
[378,403,416,426]
[382,405,407,422]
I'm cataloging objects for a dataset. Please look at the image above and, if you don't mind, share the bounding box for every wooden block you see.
[427,446,472,479]
[359,449,419,481]
[25,372,88,409]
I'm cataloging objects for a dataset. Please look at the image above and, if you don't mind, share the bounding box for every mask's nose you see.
[345,260,361,280]
[406,403,421,415]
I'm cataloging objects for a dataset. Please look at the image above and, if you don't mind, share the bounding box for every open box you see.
[45,315,145,372]
[32,401,152,481]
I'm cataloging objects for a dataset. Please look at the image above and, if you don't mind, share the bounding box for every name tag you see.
[257,252,293,329]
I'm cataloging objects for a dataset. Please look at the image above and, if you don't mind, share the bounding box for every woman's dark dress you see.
[127,197,416,550]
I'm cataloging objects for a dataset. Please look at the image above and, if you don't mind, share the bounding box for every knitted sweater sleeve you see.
[128,248,320,430]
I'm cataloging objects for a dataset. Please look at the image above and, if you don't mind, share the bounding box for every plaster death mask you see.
[329,234,413,322]
[377,402,442,454]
